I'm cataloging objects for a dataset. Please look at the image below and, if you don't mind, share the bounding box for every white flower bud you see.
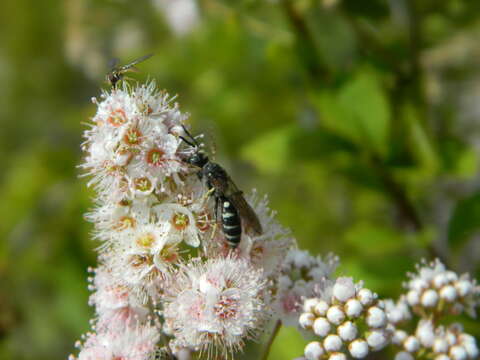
[358,288,375,306]
[324,334,343,352]
[445,271,458,282]
[345,299,363,318]
[327,305,345,325]
[421,289,439,308]
[410,278,429,292]
[416,320,435,347]
[455,280,472,297]
[304,298,320,313]
[314,300,330,316]
[449,345,468,360]
[433,273,449,289]
[367,330,390,350]
[313,317,331,338]
[404,336,420,353]
[406,290,420,306]
[328,353,347,360]
[446,332,457,346]
[440,285,457,302]
[393,330,408,345]
[349,339,369,359]
[462,338,479,359]
[299,312,315,329]
[333,277,356,302]
[435,355,450,360]
[338,321,357,342]
[433,338,449,353]
[305,341,324,360]
[395,351,414,360]
[366,306,387,328]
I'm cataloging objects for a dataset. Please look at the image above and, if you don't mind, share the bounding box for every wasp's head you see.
[184,150,209,168]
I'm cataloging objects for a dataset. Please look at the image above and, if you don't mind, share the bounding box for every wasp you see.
[179,127,263,248]
[106,53,154,88]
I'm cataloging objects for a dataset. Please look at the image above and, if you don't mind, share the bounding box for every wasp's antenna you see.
[179,135,196,148]
[180,125,200,147]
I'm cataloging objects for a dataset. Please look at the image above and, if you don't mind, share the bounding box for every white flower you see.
[163,257,266,356]
[333,277,356,302]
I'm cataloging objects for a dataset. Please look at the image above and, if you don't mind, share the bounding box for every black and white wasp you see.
[179,127,263,248]
[106,53,153,88]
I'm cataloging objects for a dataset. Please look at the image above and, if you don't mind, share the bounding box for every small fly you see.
[106,53,154,88]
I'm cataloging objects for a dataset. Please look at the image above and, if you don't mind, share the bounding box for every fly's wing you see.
[120,53,154,71]
[108,57,120,71]
[225,177,263,236]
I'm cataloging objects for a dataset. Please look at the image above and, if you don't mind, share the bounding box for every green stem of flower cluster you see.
[261,320,282,360]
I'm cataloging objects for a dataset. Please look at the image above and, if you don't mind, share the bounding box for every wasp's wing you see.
[121,53,154,70]
[225,177,263,236]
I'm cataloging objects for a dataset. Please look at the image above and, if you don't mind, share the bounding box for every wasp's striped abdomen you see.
[220,196,242,248]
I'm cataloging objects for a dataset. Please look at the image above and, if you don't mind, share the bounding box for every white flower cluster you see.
[71,81,335,359]
[299,277,391,359]
[386,259,480,360]
[404,259,480,318]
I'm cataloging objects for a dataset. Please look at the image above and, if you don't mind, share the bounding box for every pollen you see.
[136,232,156,248]
[107,109,127,127]
[214,295,238,320]
[123,127,142,145]
[114,216,136,231]
[130,254,153,267]
[133,177,153,192]
[172,212,190,231]
[146,148,165,166]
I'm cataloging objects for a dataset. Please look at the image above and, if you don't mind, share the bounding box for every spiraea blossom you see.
[163,257,266,357]
[72,80,325,360]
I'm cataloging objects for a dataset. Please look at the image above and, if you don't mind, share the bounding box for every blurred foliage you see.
[1,0,480,359]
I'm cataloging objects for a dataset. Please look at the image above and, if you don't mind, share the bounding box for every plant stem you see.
[261,320,282,360]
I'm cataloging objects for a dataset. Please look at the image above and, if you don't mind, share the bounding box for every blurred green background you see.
[1,0,480,359]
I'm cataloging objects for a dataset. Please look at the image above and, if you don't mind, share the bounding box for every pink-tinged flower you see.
[88,266,149,330]
[72,322,160,360]
[163,257,267,358]
[273,249,339,326]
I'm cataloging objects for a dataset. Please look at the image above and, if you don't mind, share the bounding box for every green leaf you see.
[240,125,295,174]
[448,192,480,252]
[313,68,391,156]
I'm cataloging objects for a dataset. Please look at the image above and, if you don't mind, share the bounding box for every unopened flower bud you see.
[333,277,356,302]
[327,305,345,325]
[314,300,330,316]
[324,335,343,352]
[439,285,457,302]
[357,288,375,306]
[455,280,472,297]
[404,336,420,353]
[421,289,439,308]
[313,317,331,338]
[366,306,387,328]
[299,312,315,329]
[433,338,449,353]
[449,345,468,360]
[328,352,347,360]
[349,339,369,358]
[393,330,408,345]
[345,299,363,318]
[304,341,324,360]
[395,351,414,360]
[406,290,420,306]
[338,321,357,342]
[304,298,320,313]
[367,330,389,350]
